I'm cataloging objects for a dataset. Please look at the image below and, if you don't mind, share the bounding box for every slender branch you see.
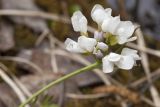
[19,62,100,107]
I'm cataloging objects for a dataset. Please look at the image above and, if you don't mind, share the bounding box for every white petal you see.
[78,36,97,52]
[115,56,134,70]
[121,48,141,60]
[121,48,137,55]
[107,52,121,62]
[97,42,108,51]
[65,38,86,53]
[105,8,112,15]
[116,35,128,44]
[102,56,114,73]
[91,4,104,14]
[91,4,112,25]
[102,16,120,34]
[116,21,135,38]
[71,11,88,33]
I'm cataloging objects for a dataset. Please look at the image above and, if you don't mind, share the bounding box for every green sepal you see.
[82,52,91,56]
[105,33,118,46]
[109,35,118,46]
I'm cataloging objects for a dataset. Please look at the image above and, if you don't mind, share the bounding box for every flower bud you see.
[97,42,108,52]
[94,31,104,41]
[93,48,103,59]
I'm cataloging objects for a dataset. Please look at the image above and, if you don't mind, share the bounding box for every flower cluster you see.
[65,4,140,73]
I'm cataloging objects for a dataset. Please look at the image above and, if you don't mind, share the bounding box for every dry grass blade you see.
[36,32,59,73]
[0,56,43,74]
[0,67,29,107]
[0,63,32,97]
[11,75,32,97]
[0,9,70,24]
[35,30,49,46]
[48,35,58,73]
[66,93,108,99]
[136,27,160,106]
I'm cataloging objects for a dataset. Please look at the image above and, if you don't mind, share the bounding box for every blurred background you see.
[0,0,160,107]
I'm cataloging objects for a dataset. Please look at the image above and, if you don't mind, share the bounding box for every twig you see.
[136,27,160,106]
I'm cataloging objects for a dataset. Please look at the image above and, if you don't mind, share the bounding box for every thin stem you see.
[19,62,100,107]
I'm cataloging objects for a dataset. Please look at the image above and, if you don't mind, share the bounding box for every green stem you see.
[19,62,100,107]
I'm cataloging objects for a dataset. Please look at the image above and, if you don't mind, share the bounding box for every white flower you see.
[78,36,97,52]
[65,38,86,53]
[102,16,136,44]
[102,53,121,73]
[91,4,112,25]
[115,21,135,44]
[71,11,88,33]
[102,48,140,73]
[65,4,140,74]
[102,16,120,34]
[65,36,97,53]
[121,48,141,61]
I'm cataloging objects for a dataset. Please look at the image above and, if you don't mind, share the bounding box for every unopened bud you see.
[93,48,103,59]
[94,31,104,41]
[97,42,108,52]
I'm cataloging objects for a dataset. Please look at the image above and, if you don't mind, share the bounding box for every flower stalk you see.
[19,62,101,107]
